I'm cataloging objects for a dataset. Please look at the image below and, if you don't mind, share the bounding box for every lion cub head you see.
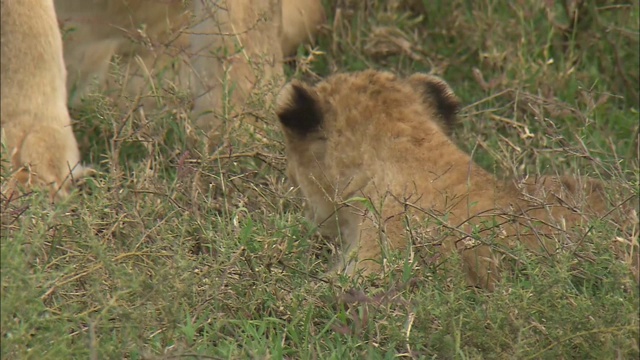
[276,70,467,276]
[276,69,459,203]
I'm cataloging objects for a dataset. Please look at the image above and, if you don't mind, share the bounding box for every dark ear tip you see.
[276,80,323,136]
[275,81,303,114]
[407,73,461,134]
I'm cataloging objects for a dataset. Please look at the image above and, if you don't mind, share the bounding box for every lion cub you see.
[1,0,91,200]
[276,70,637,290]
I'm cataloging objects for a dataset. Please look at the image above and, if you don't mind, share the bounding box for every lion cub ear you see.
[276,80,323,136]
[406,73,461,135]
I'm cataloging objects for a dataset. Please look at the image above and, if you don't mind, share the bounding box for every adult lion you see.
[55,0,325,140]
[1,0,324,198]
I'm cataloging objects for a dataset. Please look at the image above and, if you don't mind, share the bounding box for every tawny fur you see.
[1,0,91,201]
[281,0,326,57]
[276,70,638,290]
[54,0,325,140]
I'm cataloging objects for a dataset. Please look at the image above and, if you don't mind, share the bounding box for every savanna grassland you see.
[2,0,639,358]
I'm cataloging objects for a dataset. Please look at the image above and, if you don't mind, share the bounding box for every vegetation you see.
[2,0,638,358]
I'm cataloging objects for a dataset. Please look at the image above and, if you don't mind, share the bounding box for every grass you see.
[2,0,639,358]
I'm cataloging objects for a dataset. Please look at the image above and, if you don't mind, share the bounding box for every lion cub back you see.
[1,0,91,200]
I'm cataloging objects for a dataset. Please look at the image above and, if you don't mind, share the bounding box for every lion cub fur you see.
[276,70,637,290]
[1,0,91,200]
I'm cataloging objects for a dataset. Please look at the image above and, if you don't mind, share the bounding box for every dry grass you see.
[2,0,639,358]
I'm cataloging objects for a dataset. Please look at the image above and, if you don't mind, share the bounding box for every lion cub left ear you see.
[406,73,461,135]
[276,80,323,137]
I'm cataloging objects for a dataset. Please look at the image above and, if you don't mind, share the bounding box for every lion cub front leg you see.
[459,245,500,291]
[330,218,386,278]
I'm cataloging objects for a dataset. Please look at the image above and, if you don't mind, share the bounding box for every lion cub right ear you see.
[276,80,324,137]
[406,73,461,135]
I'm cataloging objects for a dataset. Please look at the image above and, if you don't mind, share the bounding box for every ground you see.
[1,0,639,358]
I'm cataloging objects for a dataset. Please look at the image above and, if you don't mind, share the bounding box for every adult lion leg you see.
[1,0,91,201]
[55,0,190,107]
[188,0,284,148]
[281,0,326,57]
